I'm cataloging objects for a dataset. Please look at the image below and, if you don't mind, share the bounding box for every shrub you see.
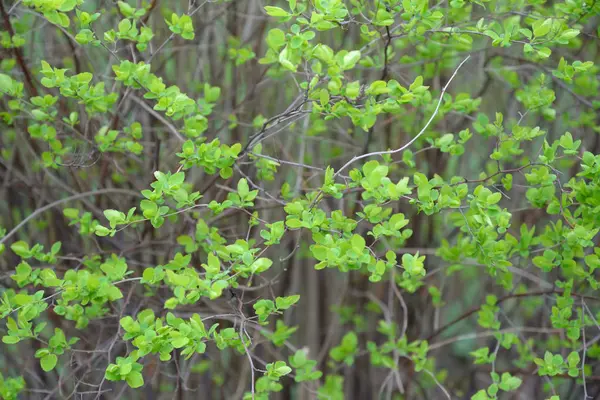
[0,0,599,399]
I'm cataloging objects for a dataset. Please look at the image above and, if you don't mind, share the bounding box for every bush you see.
[0,0,599,399]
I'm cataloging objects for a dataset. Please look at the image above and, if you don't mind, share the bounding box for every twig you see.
[332,55,471,178]
[0,188,140,246]
[427,290,600,341]
[129,95,186,142]
[0,1,38,96]
[582,298,590,399]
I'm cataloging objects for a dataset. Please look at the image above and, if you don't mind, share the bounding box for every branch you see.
[129,95,186,142]
[0,188,140,246]
[332,55,471,178]
[426,289,600,342]
[0,1,38,96]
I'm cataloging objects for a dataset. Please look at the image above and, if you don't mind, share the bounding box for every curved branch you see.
[0,188,141,246]
[333,55,471,178]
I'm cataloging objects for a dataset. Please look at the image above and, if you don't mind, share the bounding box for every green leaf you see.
[264,6,289,17]
[276,295,300,310]
[251,258,273,273]
[118,1,136,17]
[350,234,365,253]
[342,51,361,69]
[533,19,552,37]
[560,29,580,40]
[40,354,58,372]
[2,335,20,344]
[51,242,61,255]
[0,73,13,93]
[366,80,389,96]
[11,241,30,257]
[487,192,502,205]
[126,371,144,388]
[266,29,286,49]
[238,178,250,199]
[95,225,112,237]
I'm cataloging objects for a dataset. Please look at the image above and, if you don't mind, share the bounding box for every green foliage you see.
[0,373,25,400]
[0,0,599,398]
[329,332,358,365]
[105,355,145,388]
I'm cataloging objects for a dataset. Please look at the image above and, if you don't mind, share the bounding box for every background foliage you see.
[1,0,600,399]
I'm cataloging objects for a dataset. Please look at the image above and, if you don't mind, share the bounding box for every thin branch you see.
[128,95,186,142]
[582,298,590,399]
[0,189,140,246]
[332,55,471,178]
